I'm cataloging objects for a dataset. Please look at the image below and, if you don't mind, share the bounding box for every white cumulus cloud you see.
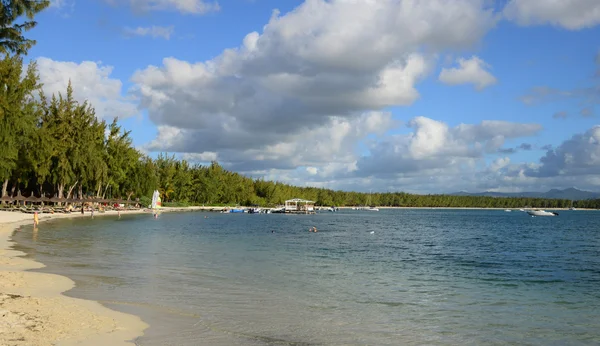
[35,57,138,120]
[124,25,175,40]
[132,0,497,161]
[439,56,497,90]
[503,0,600,30]
[526,126,600,177]
[123,0,600,193]
[355,117,542,177]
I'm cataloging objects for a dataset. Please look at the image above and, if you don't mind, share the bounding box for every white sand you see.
[0,208,185,345]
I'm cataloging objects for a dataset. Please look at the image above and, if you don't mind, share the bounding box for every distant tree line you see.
[2,1,599,210]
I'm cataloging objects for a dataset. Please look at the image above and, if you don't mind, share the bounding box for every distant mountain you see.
[449,188,600,200]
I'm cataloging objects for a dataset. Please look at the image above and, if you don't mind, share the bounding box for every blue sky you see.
[23,0,600,193]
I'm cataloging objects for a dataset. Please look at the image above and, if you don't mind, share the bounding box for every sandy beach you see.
[0,207,196,346]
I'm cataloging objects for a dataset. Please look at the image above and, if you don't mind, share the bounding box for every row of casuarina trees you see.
[2,1,600,209]
[0,1,152,203]
[0,61,150,203]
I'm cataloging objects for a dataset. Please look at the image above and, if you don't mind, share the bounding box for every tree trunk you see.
[1,179,7,205]
[78,185,83,200]
[101,183,110,199]
[2,179,7,198]
[96,182,102,198]
[127,191,133,201]
[10,184,17,205]
[58,183,65,206]
[57,184,64,199]
[66,181,78,200]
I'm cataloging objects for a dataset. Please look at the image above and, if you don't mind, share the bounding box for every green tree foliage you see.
[1,0,50,56]
[0,54,39,197]
[2,56,600,209]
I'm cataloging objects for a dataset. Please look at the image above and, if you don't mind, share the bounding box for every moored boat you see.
[365,190,379,211]
[527,209,558,217]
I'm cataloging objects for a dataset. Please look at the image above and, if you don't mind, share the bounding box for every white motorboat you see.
[527,209,559,217]
[505,209,511,212]
[271,207,285,213]
[367,207,379,211]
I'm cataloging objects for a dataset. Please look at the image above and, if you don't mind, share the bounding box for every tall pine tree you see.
[0,0,50,56]
[0,55,39,198]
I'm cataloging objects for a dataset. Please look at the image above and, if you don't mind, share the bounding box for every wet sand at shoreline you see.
[0,208,196,345]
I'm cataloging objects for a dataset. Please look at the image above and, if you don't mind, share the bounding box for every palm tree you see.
[159,183,175,203]
[1,0,50,56]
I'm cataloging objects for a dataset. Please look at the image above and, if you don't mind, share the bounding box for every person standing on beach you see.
[33,212,39,227]
[91,208,94,218]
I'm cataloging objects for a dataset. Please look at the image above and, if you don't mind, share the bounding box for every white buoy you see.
[370,231,375,234]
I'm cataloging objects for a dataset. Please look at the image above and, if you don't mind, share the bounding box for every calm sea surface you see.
[12,209,600,345]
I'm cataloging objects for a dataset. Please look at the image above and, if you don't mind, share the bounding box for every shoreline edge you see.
[0,209,169,346]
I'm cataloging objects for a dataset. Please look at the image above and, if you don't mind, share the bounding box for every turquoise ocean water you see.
[12,209,600,345]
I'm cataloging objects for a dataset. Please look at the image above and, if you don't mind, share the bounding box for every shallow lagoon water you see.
[13,209,600,345]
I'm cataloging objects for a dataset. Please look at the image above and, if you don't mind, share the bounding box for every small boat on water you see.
[527,209,559,217]
[365,190,379,211]
[505,209,511,212]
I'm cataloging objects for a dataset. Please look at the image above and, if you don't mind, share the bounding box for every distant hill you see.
[450,187,600,200]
